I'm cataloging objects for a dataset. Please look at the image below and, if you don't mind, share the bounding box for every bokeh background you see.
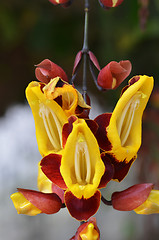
[0,0,159,239]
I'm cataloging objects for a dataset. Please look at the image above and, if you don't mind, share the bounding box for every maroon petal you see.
[72,51,83,75]
[18,189,62,214]
[106,153,136,182]
[65,190,101,221]
[85,119,99,136]
[112,183,154,211]
[52,183,65,203]
[88,51,101,71]
[98,154,114,188]
[94,113,112,151]
[35,59,68,83]
[62,116,77,148]
[41,154,67,189]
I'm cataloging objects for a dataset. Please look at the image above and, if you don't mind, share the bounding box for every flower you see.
[99,0,124,8]
[41,117,114,221]
[26,78,90,156]
[71,217,100,240]
[97,60,132,90]
[35,59,68,84]
[10,189,62,216]
[111,183,159,215]
[95,75,154,181]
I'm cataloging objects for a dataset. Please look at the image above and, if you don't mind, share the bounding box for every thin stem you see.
[101,195,112,206]
[82,0,89,102]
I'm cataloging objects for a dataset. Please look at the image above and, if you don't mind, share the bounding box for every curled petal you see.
[35,59,68,83]
[112,183,153,211]
[26,81,68,156]
[134,190,159,215]
[11,189,62,215]
[52,183,65,203]
[97,60,132,89]
[99,0,124,8]
[41,153,67,189]
[65,190,101,221]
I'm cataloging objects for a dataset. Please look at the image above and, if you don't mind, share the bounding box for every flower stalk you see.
[82,0,89,101]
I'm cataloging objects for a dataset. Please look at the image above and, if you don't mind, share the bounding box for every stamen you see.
[39,104,62,150]
[74,135,91,185]
[117,91,142,147]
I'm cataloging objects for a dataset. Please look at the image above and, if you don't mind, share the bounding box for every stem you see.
[82,0,89,102]
[101,195,112,206]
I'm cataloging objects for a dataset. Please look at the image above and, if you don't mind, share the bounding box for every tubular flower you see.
[41,117,114,221]
[71,217,100,240]
[26,78,90,156]
[95,75,154,181]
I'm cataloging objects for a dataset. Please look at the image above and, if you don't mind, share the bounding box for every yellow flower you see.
[60,118,105,199]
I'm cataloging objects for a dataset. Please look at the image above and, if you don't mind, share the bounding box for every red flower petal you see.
[112,183,154,211]
[41,154,67,189]
[98,154,114,188]
[52,183,65,203]
[18,188,62,214]
[35,59,68,83]
[105,153,135,182]
[85,119,99,136]
[94,113,112,151]
[65,190,101,221]
[62,116,78,148]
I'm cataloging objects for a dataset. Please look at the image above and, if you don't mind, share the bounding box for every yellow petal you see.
[26,81,68,156]
[60,119,105,199]
[80,223,99,240]
[37,162,52,193]
[43,78,78,117]
[11,192,42,216]
[107,75,154,163]
[134,190,159,214]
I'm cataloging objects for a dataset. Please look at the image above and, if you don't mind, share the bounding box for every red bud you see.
[49,0,70,5]
[18,188,62,214]
[35,59,68,84]
[97,60,132,89]
[99,0,124,8]
[88,51,101,71]
[72,51,82,75]
[112,183,153,211]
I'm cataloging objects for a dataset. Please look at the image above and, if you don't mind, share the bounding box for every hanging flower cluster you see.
[11,58,159,225]
[10,0,159,238]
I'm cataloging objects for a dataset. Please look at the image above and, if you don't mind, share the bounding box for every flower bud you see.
[35,59,68,84]
[112,183,153,211]
[97,60,132,89]
[49,0,70,5]
[99,0,124,8]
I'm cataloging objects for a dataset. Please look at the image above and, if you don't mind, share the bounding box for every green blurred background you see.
[0,0,159,240]
[0,0,159,115]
